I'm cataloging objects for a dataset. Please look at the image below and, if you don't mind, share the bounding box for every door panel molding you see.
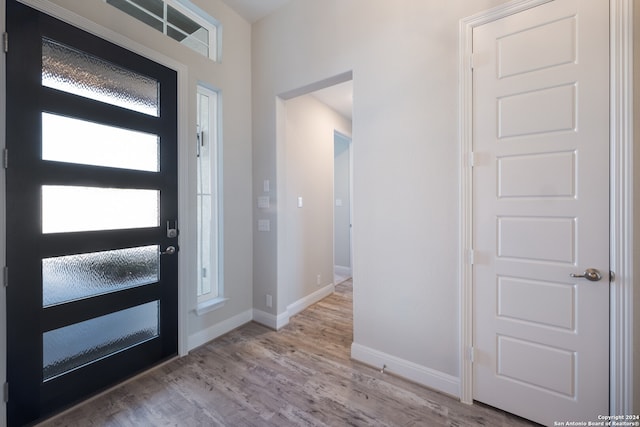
[458,0,554,406]
[458,0,635,415]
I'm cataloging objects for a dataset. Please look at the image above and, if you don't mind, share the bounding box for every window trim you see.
[196,84,222,310]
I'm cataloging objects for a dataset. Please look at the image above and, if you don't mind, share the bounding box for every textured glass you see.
[42,38,159,116]
[43,245,160,307]
[42,186,160,233]
[42,113,160,172]
[43,301,159,380]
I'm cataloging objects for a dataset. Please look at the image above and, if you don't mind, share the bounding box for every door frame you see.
[0,1,191,421]
[333,129,353,280]
[459,0,635,414]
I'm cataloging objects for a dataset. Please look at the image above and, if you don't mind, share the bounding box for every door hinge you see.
[470,53,476,70]
[3,32,8,54]
[3,148,7,169]
[468,347,475,363]
[469,249,475,265]
[469,152,476,168]
[3,382,8,403]
[3,266,7,287]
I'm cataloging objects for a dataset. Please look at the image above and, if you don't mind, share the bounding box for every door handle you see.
[161,246,177,255]
[570,268,602,282]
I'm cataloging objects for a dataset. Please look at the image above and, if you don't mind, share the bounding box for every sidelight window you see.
[196,85,222,311]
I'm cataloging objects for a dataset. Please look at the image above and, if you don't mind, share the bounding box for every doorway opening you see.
[275,73,353,326]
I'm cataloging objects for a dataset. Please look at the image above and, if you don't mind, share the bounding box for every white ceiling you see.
[221,0,292,23]
[311,80,353,120]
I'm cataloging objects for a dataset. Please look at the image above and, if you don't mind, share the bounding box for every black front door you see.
[6,1,179,425]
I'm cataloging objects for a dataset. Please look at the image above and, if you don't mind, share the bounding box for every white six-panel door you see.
[472,0,609,425]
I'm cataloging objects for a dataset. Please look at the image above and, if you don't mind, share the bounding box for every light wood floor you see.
[39,280,538,426]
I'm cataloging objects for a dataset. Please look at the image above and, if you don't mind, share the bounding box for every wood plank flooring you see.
[39,280,538,426]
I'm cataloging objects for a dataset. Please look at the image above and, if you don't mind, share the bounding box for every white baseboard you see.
[334,265,352,277]
[351,342,460,398]
[188,309,253,351]
[287,283,335,317]
[252,308,290,330]
[254,283,335,330]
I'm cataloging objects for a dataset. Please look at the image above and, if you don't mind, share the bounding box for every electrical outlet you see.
[316,274,321,285]
[266,294,272,308]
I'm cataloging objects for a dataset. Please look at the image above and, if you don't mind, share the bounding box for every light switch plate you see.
[257,196,270,209]
[258,219,270,232]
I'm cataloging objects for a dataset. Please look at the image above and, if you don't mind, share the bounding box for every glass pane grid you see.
[106,0,163,31]
[43,301,159,381]
[129,0,164,18]
[167,5,201,33]
[104,0,215,60]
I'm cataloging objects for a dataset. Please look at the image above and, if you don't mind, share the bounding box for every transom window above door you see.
[105,0,220,60]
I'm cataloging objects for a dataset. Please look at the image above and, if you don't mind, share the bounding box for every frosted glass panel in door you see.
[42,38,159,116]
[42,245,160,307]
[42,186,159,233]
[42,113,160,172]
[43,301,159,380]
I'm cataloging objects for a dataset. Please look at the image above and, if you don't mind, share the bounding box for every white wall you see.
[252,0,510,392]
[3,0,254,354]
[277,94,351,315]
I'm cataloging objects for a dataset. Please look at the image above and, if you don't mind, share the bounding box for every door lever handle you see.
[161,246,177,255]
[570,268,602,282]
